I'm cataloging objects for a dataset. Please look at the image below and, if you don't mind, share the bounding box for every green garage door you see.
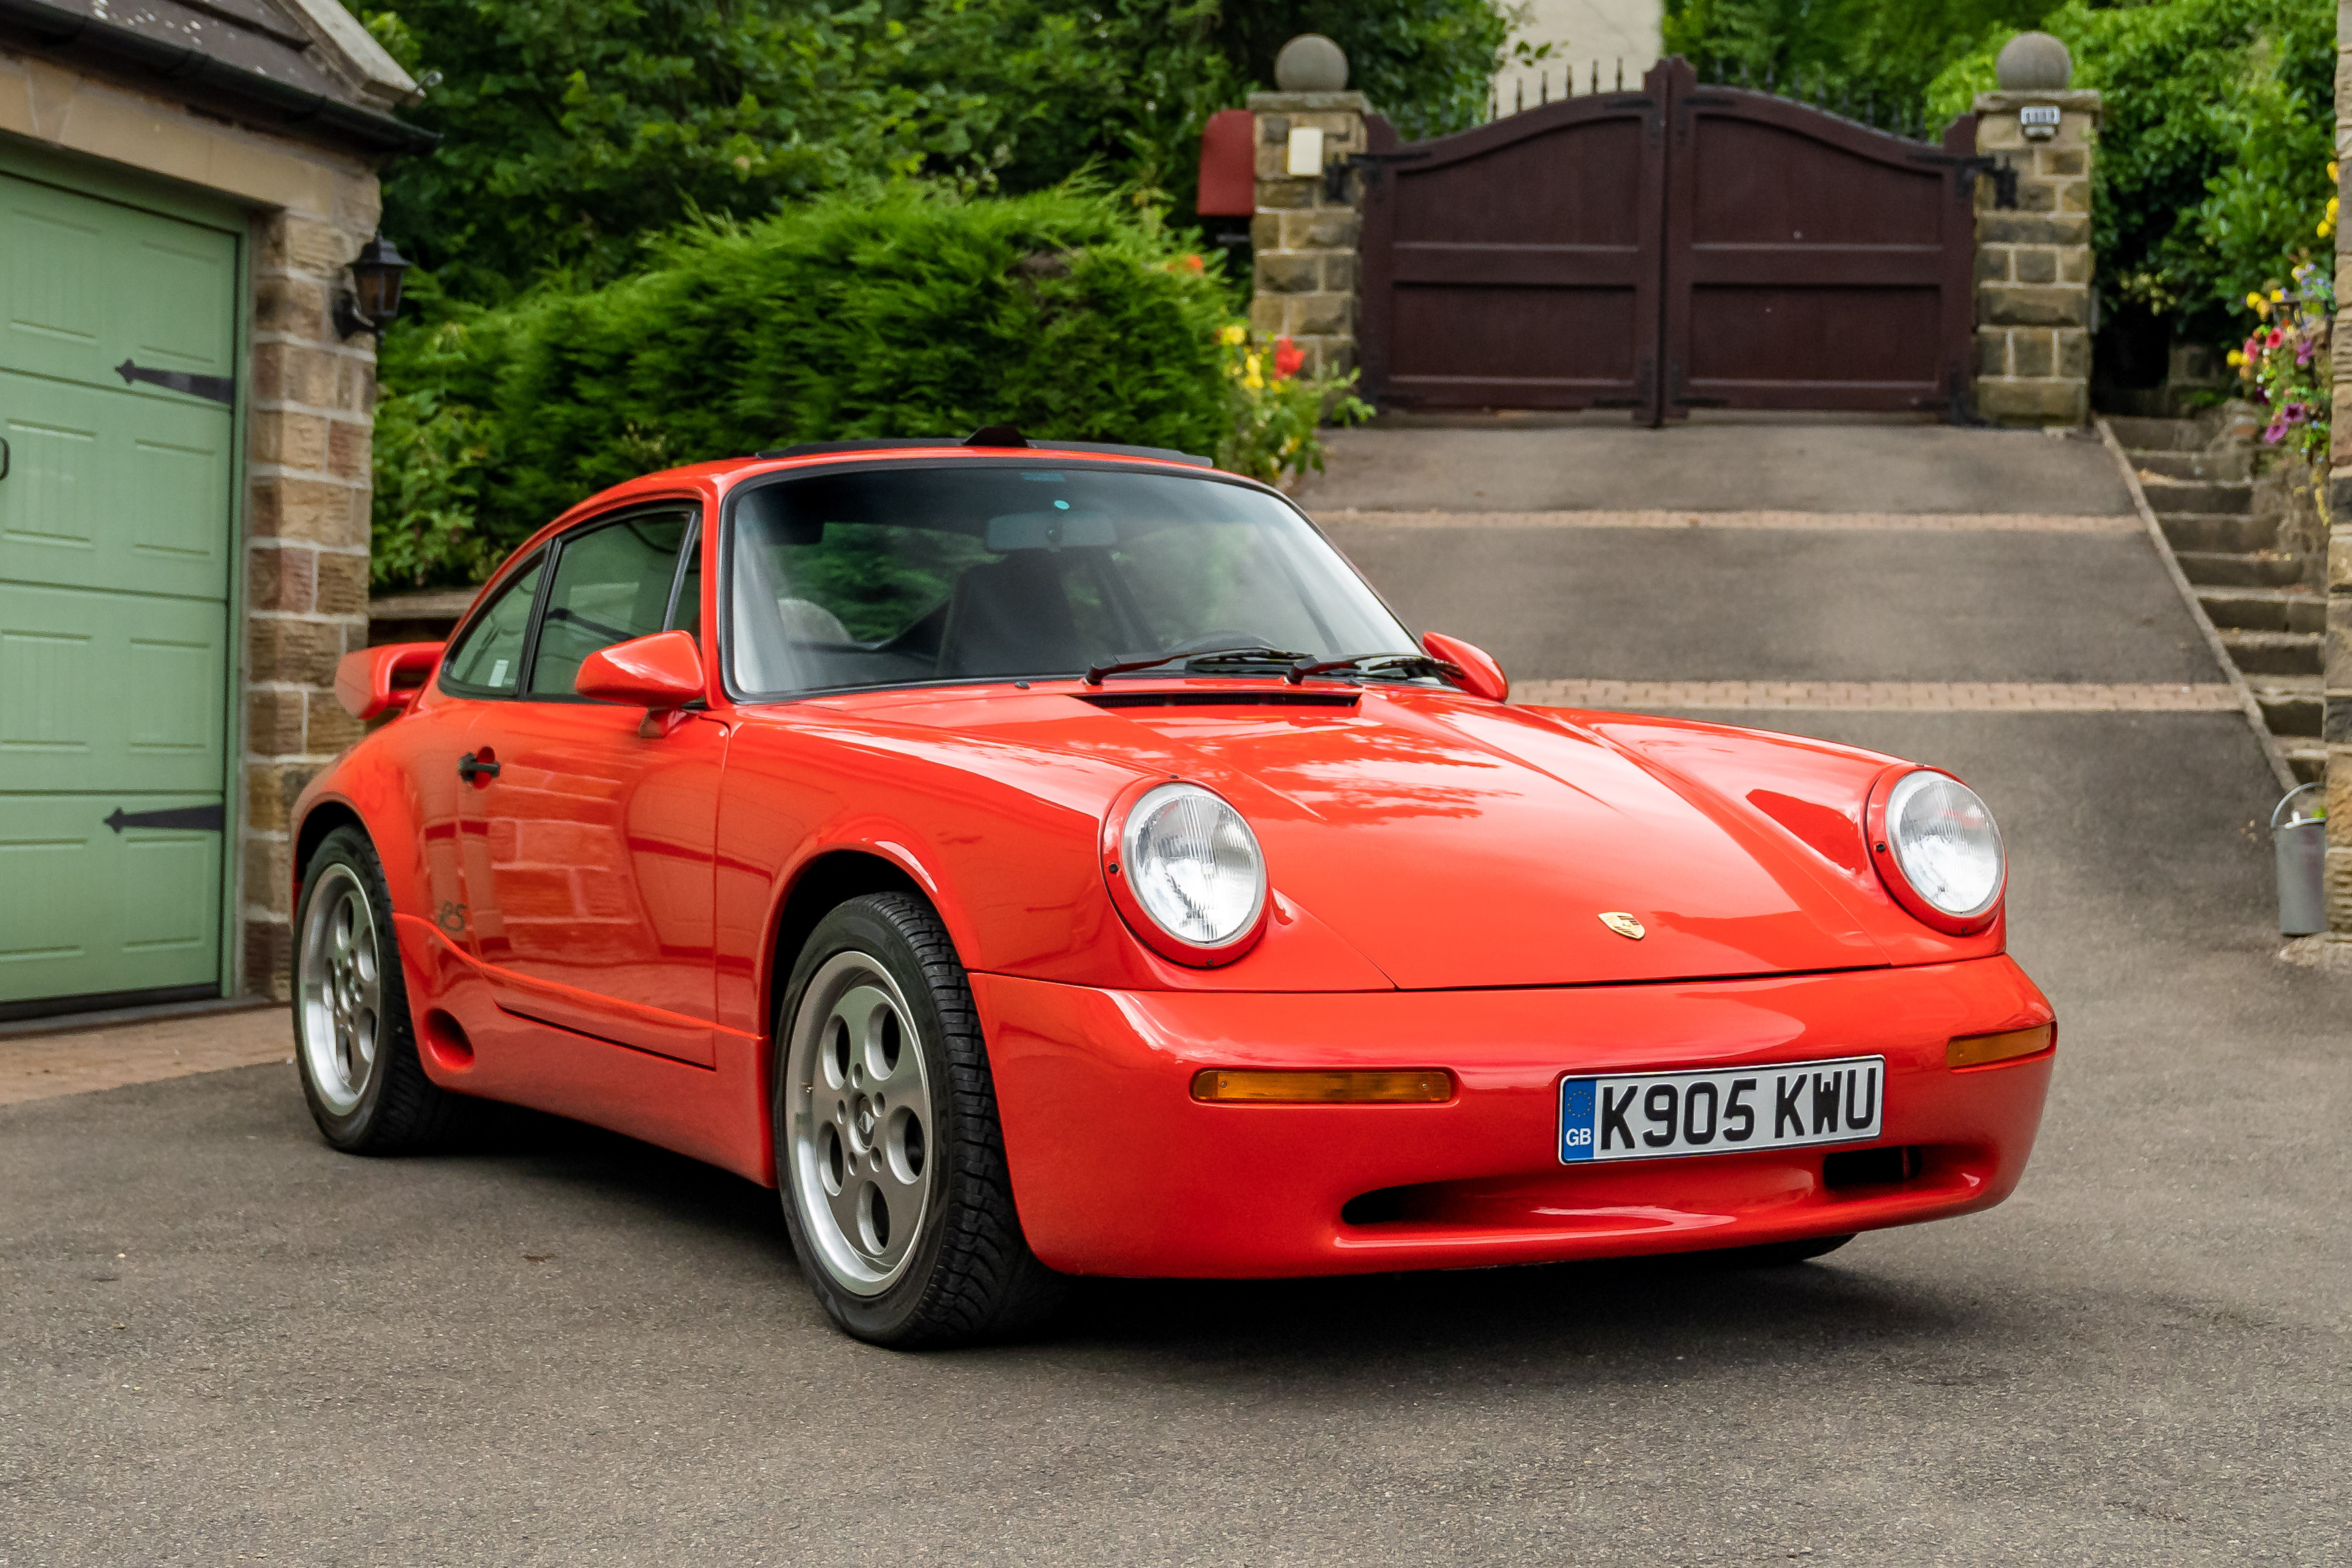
[0,171,238,1016]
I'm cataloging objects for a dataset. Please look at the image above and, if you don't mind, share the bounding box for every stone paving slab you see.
[1514,679,2241,711]
[0,1006,290,1107]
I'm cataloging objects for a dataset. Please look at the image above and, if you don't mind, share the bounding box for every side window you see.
[528,511,693,697]
[439,556,544,695]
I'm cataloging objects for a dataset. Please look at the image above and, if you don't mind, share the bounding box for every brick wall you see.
[242,204,383,998]
[1971,89,2101,426]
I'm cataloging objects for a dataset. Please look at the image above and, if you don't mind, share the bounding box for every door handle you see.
[458,751,501,783]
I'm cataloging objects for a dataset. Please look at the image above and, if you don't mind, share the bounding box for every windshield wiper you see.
[1284,651,1449,685]
[1084,645,1307,685]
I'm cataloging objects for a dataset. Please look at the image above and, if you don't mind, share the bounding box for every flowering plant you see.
[1215,324,1372,485]
[2229,255,2333,467]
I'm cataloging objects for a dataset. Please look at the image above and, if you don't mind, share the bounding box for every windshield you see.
[725,464,1419,696]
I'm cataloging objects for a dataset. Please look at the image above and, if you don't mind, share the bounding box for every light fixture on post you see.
[334,233,410,339]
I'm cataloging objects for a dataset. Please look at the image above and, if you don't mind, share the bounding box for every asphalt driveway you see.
[4,421,2346,1566]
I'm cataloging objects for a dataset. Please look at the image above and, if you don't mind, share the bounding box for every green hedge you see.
[373,185,1268,587]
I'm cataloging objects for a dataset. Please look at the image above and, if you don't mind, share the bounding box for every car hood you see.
[843,685,1894,989]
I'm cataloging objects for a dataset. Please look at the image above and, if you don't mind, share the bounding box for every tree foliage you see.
[361,0,1512,301]
[1663,0,2051,113]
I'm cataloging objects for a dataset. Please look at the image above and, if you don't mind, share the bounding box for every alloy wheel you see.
[297,864,382,1115]
[784,951,937,1296]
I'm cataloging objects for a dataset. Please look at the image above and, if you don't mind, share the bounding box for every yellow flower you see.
[2323,218,2337,238]
[2227,348,2246,367]
[1218,324,1247,347]
[2271,288,2286,302]
[2247,290,2265,309]
[2331,161,2340,182]
[1243,352,1264,390]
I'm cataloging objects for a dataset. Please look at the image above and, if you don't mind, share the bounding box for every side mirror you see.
[1420,632,1509,703]
[334,641,442,720]
[576,630,705,711]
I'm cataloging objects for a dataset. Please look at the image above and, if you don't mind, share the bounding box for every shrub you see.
[372,185,1355,586]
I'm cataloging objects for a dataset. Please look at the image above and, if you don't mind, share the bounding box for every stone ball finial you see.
[1995,31,2071,91]
[1274,33,1348,92]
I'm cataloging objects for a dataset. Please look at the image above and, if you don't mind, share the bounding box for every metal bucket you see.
[2273,783,2327,936]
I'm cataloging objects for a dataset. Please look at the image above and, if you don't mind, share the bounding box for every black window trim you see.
[440,496,704,704]
[711,454,1384,708]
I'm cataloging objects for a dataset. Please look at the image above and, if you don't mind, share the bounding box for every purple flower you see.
[2264,420,2288,444]
[2297,340,2316,366]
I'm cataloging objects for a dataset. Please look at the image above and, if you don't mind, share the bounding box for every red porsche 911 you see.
[296,431,2054,1346]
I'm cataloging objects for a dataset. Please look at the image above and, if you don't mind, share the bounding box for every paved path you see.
[4,423,2346,1566]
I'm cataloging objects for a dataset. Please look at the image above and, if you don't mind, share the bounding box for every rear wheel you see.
[293,826,461,1153]
[774,893,1065,1347]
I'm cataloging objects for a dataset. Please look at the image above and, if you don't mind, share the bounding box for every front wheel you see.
[293,826,462,1153]
[773,893,1065,1347]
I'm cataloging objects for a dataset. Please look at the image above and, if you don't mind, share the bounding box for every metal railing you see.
[1488,57,1937,144]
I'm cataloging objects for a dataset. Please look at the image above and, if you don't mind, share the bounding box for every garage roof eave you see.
[0,0,440,156]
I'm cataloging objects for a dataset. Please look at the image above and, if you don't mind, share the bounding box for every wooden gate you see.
[1357,57,1980,424]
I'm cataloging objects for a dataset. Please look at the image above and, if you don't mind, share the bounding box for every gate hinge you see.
[1334,150,1431,201]
[1911,151,2017,208]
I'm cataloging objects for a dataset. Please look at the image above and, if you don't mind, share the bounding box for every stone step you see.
[2157,512,2281,554]
[2284,737,2327,785]
[2130,449,2252,482]
[2195,586,2326,633]
[2249,675,2322,737]
[2218,628,2322,675]
[2139,474,2253,514]
[2105,415,2208,451]
[2175,550,2304,588]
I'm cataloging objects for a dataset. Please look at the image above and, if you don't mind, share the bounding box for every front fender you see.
[712,720,1394,1037]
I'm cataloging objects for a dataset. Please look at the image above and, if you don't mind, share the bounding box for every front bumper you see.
[974,957,2054,1278]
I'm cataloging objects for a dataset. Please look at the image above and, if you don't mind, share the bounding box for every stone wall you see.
[1971,89,2101,426]
[243,202,384,998]
[0,55,384,999]
[2329,1,2352,932]
[1247,90,1370,378]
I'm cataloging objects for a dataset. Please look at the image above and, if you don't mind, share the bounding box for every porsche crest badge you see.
[1598,911,1646,941]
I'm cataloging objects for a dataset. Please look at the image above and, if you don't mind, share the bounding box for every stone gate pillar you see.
[1970,46,2100,426]
[1247,36,1371,379]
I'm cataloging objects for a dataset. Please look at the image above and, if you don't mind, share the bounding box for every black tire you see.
[292,825,463,1154]
[1702,1233,1856,1268]
[772,893,1065,1348]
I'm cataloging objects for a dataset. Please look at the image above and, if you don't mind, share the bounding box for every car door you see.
[450,503,724,1066]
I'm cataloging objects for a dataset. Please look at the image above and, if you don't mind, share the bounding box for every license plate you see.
[1558,1054,1885,1164]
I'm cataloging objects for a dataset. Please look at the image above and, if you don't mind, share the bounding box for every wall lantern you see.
[334,233,410,338]
[2018,105,2060,143]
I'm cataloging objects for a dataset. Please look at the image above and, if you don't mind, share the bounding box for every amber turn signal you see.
[1946,1023,2054,1069]
[1190,1068,1455,1104]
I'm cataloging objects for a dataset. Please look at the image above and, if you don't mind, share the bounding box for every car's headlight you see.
[1874,769,2005,929]
[1112,782,1268,962]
